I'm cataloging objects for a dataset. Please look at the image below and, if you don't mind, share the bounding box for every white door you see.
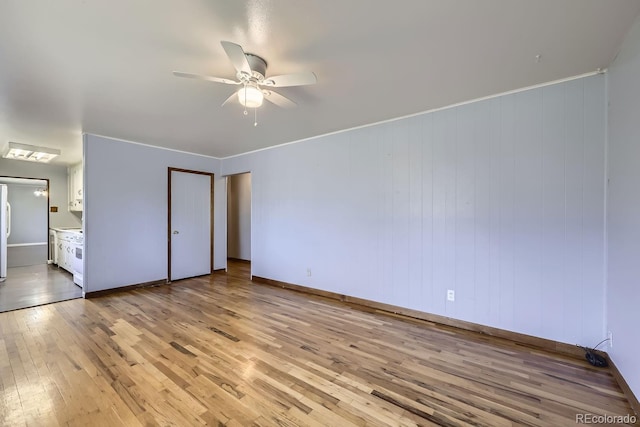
[170,170,212,281]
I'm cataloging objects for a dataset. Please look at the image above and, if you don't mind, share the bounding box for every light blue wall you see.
[607,16,640,401]
[223,74,607,347]
[83,134,224,293]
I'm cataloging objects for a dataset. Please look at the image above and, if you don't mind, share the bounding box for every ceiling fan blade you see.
[173,71,239,85]
[221,91,238,107]
[220,41,252,75]
[262,72,317,87]
[264,90,297,108]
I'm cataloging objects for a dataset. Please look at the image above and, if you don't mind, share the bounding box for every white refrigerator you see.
[0,184,10,282]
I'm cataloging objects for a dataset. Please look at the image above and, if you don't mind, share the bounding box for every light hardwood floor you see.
[0,261,634,426]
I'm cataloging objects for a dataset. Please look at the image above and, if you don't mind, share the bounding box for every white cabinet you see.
[57,239,69,271]
[68,163,83,211]
[55,232,70,271]
[54,230,81,274]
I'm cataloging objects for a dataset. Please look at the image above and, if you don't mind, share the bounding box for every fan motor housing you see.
[245,54,267,79]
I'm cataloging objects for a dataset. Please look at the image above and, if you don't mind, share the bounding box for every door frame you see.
[0,175,51,263]
[226,172,252,264]
[167,167,214,282]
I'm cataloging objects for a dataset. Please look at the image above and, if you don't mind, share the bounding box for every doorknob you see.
[173,230,179,234]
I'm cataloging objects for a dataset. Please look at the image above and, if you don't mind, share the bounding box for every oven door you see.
[72,245,83,287]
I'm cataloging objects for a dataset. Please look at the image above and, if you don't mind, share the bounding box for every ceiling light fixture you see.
[237,84,264,108]
[2,142,61,163]
[34,188,48,197]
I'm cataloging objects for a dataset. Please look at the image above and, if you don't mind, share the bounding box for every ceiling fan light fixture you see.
[175,41,315,115]
[237,85,264,108]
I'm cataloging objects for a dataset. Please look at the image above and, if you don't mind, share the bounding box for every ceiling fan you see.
[174,41,317,117]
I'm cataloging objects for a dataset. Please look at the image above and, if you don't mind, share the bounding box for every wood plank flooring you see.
[0,261,635,426]
[0,264,82,313]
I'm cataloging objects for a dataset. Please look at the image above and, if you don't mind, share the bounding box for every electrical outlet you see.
[306,268,312,277]
[447,290,455,302]
[608,331,613,348]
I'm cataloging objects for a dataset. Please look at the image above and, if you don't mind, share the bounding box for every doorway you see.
[226,173,251,278]
[0,176,81,312]
[168,168,214,282]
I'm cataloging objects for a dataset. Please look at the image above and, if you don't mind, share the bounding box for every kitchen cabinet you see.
[68,163,83,211]
[53,229,82,274]
[57,238,71,271]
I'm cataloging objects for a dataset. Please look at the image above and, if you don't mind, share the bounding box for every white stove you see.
[71,234,83,288]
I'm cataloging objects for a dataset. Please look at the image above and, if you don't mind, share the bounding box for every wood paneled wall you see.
[222,74,606,348]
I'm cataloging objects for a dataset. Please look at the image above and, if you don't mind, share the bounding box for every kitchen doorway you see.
[168,168,214,281]
[0,176,81,313]
[226,172,251,277]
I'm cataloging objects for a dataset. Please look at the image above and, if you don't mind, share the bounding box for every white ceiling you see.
[1,1,639,165]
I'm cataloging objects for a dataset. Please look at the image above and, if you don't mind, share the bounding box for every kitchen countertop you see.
[51,227,82,234]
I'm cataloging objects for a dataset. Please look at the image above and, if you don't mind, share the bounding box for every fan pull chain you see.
[243,83,248,116]
[254,108,258,127]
